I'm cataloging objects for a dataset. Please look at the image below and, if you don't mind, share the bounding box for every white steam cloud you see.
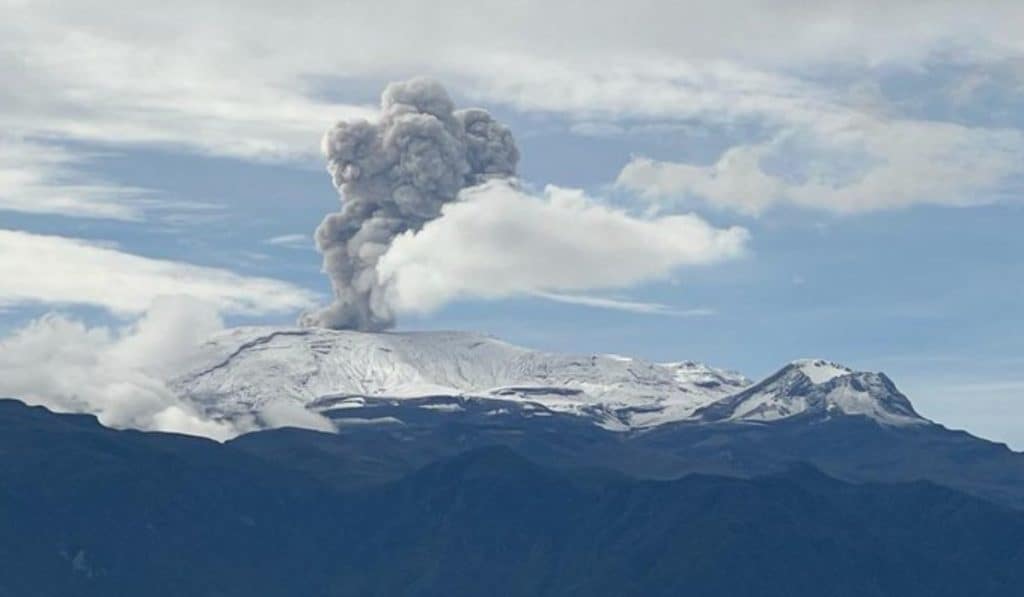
[0,296,334,441]
[377,182,749,314]
[0,297,236,439]
[303,77,519,331]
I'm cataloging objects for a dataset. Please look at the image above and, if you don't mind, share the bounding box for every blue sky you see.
[2,0,1023,446]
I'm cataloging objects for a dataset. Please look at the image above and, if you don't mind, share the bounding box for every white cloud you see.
[5,0,1024,159]
[1,7,375,161]
[534,291,715,317]
[0,136,149,219]
[617,119,1024,214]
[0,229,317,316]
[0,297,239,439]
[258,400,336,433]
[376,182,748,314]
[0,296,337,440]
[264,233,312,250]
[4,0,1024,221]
[0,135,219,220]
[461,56,835,127]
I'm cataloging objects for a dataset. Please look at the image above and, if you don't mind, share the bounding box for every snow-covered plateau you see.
[168,327,928,432]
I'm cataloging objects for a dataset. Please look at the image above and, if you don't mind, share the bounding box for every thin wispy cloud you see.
[616,116,1024,214]
[0,135,222,221]
[0,136,151,220]
[264,234,312,250]
[5,1,1024,177]
[534,291,715,317]
[0,229,317,316]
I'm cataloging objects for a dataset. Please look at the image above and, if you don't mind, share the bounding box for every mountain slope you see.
[170,326,750,429]
[2,399,1024,597]
[0,399,339,597]
[696,359,924,425]
[170,327,934,432]
[228,399,1024,509]
[156,327,1024,508]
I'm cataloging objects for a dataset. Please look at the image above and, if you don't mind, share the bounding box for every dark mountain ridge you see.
[2,399,1024,597]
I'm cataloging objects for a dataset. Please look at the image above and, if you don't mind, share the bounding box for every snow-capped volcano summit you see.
[788,359,853,384]
[168,326,928,432]
[169,326,750,430]
[696,359,925,426]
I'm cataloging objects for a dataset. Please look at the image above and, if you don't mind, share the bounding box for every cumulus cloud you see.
[376,181,748,314]
[0,297,239,439]
[617,119,1024,214]
[0,229,317,316]
[0,297,337,440]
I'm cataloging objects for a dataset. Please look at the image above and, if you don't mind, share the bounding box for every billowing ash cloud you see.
[301,78,519,330]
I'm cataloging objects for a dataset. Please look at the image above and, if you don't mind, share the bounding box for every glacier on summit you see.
[168,327,929,432]
[696,359,924,426]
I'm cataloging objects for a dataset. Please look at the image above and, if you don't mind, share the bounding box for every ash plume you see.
[301,77,519,330]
